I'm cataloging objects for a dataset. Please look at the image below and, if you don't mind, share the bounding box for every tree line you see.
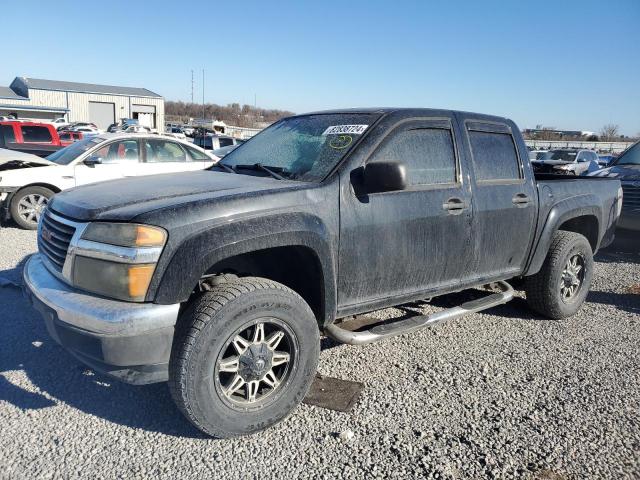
[165,101,294,128]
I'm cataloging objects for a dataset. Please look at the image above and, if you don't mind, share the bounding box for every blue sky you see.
[3,0,639,134]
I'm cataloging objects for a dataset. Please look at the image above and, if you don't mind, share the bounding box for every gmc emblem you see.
[41,227,54,242]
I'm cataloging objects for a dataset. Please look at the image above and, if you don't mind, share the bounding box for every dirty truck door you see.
[338,117,473,309]
[457,116,537,279]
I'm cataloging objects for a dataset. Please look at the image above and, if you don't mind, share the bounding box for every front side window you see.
[468,130,521,182]
[94,140,140,163]
[220,113,379,181]
[145,139,187,162]
[369,128,457,186]
[21,126,53,143]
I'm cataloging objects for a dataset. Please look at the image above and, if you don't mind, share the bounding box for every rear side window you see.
[145,139,187,162]
[185,145,210,160]
[21,125,53,143]
[218,137,234,148]
[370,128,457,186]
[0,125,16,143]
[468,130,521,181]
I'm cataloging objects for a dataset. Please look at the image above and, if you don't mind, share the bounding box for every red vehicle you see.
[57,130,84,144]
[0,121,66,157]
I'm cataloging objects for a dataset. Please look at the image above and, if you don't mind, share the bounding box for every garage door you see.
[88,102,115,130]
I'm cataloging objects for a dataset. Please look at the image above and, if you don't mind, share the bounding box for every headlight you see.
[72,223,167,301]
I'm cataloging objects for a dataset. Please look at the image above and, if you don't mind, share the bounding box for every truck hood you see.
[588,164,640,180]
[49,170,303,222]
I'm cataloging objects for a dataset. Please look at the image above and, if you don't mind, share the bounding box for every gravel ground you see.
[0,226,638,479]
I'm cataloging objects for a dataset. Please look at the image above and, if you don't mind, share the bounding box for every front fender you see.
[149,212,337,323]
[525,194,602,276]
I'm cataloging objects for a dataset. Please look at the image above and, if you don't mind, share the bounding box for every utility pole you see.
[202,69,205,121]
[191,70,194,104]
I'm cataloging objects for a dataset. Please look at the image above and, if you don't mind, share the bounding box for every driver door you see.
[73,139,141,186]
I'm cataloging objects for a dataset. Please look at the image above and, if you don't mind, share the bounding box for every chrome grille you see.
[38,209,76,272]
[621,184,640,211]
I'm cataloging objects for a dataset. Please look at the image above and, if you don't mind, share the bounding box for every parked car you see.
[211,144,240,158]
[0,133,217,229]
[21,108,621,438]
[182,125,195,137]
[589,140,640,231]
[58,131,84,143]
[597,154,616,167]
[528,150,548,161]
[193,134,238,150]
[531,149,600,175]
[164,127,186,140]
[0,121,65,157]
[49,118,71,130]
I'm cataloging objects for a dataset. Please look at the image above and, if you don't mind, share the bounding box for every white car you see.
[0,133,218,229]
[49,118,71,130]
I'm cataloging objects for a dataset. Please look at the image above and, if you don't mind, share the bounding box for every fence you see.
[525,139,633,154]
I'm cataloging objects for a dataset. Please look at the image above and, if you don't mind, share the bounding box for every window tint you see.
[145,139,187,162]
[370,128,456,186]
[94,140,140,163]
[185,145,209,160]
[468,131,521,181]
[218,137,234,148]
[21,125,53,143]
[0,125,16,143]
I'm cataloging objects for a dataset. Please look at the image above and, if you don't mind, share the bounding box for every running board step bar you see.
[325,281,514,345]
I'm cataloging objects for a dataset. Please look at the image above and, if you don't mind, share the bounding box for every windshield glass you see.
[46,136,103,165]
[614,142,640,166]
[220,113,378,181]
[541,150,578,162]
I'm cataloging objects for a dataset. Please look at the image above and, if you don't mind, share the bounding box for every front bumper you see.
[22,254,180,384]
[0,187,18,222]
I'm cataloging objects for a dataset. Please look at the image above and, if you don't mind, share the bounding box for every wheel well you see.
[558,215,599,251]
[12,183,62,199]
[202,246,325,325]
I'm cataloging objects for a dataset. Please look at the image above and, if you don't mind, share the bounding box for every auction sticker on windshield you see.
[322,125,369,135]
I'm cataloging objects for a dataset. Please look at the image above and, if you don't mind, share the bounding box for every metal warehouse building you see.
[0,77,164,130]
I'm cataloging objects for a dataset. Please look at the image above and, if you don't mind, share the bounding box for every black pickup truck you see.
[23,108,622,438]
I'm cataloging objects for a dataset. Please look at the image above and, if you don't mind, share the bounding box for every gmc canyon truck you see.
[23,109,622,438]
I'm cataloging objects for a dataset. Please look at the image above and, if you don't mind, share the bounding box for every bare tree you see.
[599,124,620,142]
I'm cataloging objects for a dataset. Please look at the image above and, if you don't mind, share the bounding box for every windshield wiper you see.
[214,162,237,174]
[234,163,288,180]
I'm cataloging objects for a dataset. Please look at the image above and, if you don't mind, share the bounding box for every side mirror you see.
[84,155,103,166]
[362,162,407,194]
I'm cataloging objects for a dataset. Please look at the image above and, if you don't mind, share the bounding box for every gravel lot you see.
[0,226,638,479]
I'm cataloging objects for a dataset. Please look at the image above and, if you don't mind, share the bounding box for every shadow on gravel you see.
[0,255,206,439]
[597,229,639,265]
[587,290,640,316]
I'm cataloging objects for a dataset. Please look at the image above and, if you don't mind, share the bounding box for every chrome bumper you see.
[23,254,181,384]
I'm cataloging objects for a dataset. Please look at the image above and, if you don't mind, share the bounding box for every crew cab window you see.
[94,140,140,163]
[145,139,187,162]
[21,125,52,143]
[468,130,521,181]
[218,137,234,148]
[370,128,457,186]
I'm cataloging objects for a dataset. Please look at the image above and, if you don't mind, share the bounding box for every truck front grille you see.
[621,184,640,212]
[38,209,76,272]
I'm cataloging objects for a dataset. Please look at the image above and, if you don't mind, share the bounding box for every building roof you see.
[20,77,162,98]
[0,86,27,100]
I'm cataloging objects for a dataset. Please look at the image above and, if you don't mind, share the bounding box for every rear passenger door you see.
[142,138,205,175]
[338,117,474,308]
[457,116,538,280]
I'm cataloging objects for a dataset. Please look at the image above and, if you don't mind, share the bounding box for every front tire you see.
[524,231,594,319]
[169,277,320,438]
[10,186,54,230]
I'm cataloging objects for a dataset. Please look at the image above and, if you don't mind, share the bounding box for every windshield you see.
[541,150,578,162]
[220,113,378,181]
[614,142,640,166]
[46,136,103,165]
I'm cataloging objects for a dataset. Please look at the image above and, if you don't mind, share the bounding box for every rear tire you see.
[524,231,594,319]
[169,277,320,438]
[10,186,54,230]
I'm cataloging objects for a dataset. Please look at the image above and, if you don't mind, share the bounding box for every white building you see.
[0,77,164,130]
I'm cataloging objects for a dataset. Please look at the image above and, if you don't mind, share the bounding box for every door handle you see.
[512,193,531,207]
[443,197,468,215]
